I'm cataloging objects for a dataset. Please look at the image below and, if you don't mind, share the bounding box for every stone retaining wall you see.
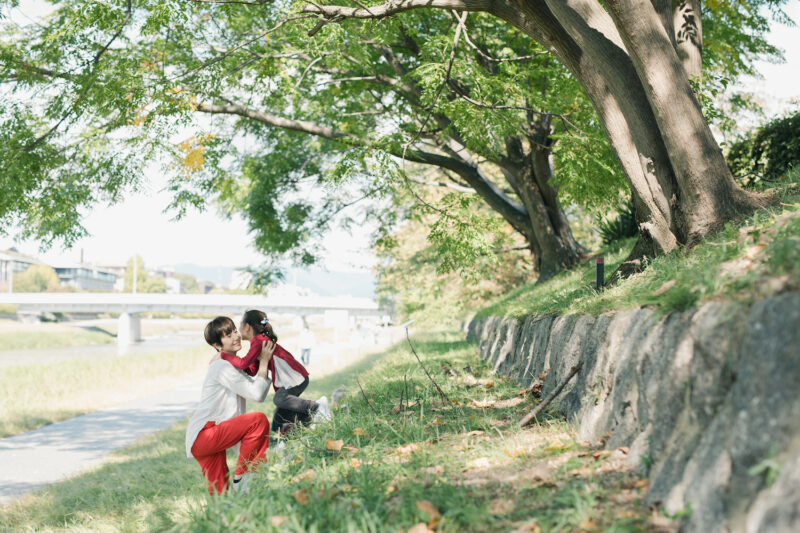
[466,293,800,532]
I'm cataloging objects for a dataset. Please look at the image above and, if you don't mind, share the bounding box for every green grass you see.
[478,181,800,319]
[0,331,661,532]
[0,345,210,438]
[0,322,116,350]
[0,304,17,315]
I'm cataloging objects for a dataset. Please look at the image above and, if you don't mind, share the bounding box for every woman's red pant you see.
[191,411,269,494]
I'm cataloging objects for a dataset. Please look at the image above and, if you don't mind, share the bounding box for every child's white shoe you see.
[232,472,251,494]
[314,396,332,422]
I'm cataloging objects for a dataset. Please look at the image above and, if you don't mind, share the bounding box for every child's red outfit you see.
[221,334,317,435]
[220,334,309,387]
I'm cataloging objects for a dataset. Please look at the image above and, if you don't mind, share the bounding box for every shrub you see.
[727,111,800,183]
[597,202,637,245]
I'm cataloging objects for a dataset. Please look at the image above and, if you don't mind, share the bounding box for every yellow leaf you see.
[326,439,344,452]
[350,458,362,469]
[352,427,367,436]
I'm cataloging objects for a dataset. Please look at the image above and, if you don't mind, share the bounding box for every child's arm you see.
[219,350,254,370]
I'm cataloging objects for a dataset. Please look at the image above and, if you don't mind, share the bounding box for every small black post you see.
[596,256,604,291]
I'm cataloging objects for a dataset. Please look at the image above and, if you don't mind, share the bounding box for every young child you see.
[220,310,331,440]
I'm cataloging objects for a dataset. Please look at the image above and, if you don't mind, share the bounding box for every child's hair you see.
[241,309,278,343]
[204,316,236,351]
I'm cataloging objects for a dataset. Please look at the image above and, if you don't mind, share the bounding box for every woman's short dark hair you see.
[204,316,236,350]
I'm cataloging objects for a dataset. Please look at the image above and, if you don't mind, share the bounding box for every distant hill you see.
[170,264,375,298]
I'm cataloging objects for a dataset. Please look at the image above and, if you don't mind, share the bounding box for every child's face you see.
[217,328,242,354]
[239,321,254,341]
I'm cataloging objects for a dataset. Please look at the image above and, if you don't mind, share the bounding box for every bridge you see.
[0,293,381,347]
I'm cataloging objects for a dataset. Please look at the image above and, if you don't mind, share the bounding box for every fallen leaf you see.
[653,279,676,296]
[416,500,442,529]
[591,450,611,460]
[578,520,598,529]
[350,458,362,469]
[484,380,495,390]
[537,373,547,380]
[391,404,401,414]
[633,479,650,489]
[488,498,515,514]
[407,524,434,533]
[544,439,571,452]
[494,397,524,408]
[291,469,315,483]
[427,418,445,426]
[580,441,592,448]
[343,444,359,453]
[293,456,303,464]
[471,399,495,408]
[352,427,368,437]
[325,439,344,452]
[421,464,444,475]
[618,446,630,454]
[510,522,541,533]
[270,515,288,527]
[504,447,527,458]
[396,442,421,455]
[466,430,485,437]
[293,488,309,505]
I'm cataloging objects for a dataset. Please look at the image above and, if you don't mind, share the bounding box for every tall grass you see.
[0,345,210,437]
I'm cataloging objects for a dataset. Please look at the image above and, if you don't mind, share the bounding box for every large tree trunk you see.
[604,0,770,241]
[672,0,702,80]
[503,126,585,281]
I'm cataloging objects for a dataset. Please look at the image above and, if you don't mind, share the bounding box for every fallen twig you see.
[406,327,451,404]
[519,362,583,427]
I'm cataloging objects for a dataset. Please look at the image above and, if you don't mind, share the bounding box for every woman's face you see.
[218,328,242,354]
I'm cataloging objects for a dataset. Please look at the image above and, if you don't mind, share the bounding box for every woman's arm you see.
[217,340,276,401]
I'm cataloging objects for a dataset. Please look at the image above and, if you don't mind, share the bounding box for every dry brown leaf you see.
[352,427,367,437]
[293,488,309,505]
[618,446,630,454]
[579,520,598,529]
[494,397,524,408]
[591,450,611,460]
[427,418,445,426]
[396,442,421,455]
[537,372,547,380]
[653,279,676,296]
[391,404,401,414]
[488,498,515,515]
[466,430,484,437]
[543,439,570,452]
[290,469,315,483]
[415,500,442,529]
[350,458,362,469]
[325,439,344,452]
[407,524,434,533]
[270,515,288,527]
[471,399,495,408]
[293,456,303,464]
[484,380,495,390]
[633,479,650,489]
[343,444,359,453]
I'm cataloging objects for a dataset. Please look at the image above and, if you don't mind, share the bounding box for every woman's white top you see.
[185,359,271,458]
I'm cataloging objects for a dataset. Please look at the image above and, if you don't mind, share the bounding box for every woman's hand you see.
[256,340,275,380]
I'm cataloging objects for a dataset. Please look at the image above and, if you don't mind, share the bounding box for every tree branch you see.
[301,0,492,19]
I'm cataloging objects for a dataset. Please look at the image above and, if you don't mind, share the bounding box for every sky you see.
[1,1,799,276]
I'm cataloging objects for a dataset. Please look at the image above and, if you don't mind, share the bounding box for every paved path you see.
[0,382,202,505]
[0,331,399,506]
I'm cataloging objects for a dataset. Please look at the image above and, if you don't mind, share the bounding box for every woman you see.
[185,316,275,494]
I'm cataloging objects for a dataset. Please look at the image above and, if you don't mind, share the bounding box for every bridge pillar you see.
[117,312,142,351]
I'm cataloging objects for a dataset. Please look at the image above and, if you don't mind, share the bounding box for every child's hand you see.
[259,339,276,362]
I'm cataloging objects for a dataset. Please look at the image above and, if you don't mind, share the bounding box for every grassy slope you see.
[0,334,669,533]
[478,182,800,319]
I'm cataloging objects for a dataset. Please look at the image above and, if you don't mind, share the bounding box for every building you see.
[0,248,43,290]
[53,264,118,291]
